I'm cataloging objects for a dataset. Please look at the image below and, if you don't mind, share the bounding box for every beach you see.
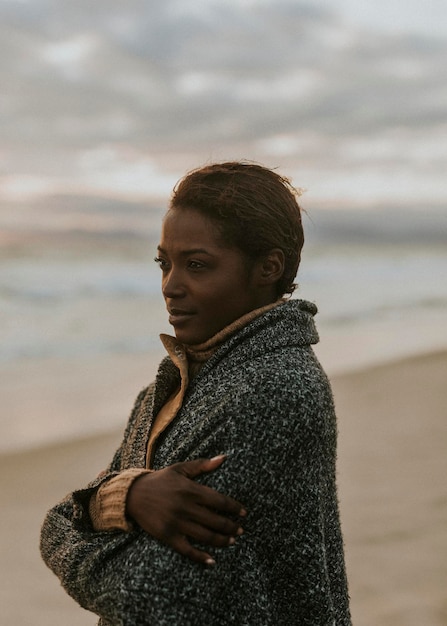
[2,0,447,621]
[1,348,446,625]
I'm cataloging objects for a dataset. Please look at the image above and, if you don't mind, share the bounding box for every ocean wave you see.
[0,335,161,364]
[320,296,447,327]
[0,261,161,301]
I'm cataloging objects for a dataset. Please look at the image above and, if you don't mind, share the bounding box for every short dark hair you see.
[170,161,304,297]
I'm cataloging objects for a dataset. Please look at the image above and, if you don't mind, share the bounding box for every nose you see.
[161,267,186,299]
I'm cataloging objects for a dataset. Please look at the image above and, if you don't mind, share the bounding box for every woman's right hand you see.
[126,455,246,566]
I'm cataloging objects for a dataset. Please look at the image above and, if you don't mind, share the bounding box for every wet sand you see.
[1,350,446,625]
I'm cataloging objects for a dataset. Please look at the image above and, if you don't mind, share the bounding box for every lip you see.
[168,308,196,326]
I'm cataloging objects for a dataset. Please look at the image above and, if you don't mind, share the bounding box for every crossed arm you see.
[39,455,248,621]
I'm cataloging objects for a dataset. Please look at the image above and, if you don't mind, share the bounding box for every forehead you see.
[160,208,226,250]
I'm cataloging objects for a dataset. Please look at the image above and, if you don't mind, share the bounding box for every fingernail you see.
[239,508,247,517]
[205,558,216,566]
[236,527,244,536]
[228,537,236,546]
[210,454,226,462]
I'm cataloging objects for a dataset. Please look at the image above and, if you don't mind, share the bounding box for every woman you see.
[40,162,351,625]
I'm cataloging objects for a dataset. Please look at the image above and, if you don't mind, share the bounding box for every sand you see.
[335,350,447,626]
[1,350,446,625]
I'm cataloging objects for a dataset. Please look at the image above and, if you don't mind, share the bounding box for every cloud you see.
[41,33,99,81]
[1,0,446,208]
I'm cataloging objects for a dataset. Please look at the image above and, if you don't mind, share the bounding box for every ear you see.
[256,248,285,287]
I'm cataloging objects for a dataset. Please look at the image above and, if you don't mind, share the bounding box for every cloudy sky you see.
[1,0,446,211]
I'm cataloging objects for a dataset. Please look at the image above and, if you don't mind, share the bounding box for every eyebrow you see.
[157,246,214,256]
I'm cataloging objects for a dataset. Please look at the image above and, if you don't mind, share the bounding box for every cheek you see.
[207,279,236,305]
[197,288,230,320]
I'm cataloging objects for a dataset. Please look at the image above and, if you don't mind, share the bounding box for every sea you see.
[1,198,446,452]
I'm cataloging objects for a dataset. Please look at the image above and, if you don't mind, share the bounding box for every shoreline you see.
[2,305,447,455]
[1,344,446,459]
[1,348,447,625]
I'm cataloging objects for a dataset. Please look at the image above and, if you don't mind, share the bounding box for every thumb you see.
[175,455,227,479]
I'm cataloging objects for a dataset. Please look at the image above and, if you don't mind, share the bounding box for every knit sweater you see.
[40,299,351,626]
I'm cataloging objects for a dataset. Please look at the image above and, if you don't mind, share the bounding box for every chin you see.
[172,328,196,345]
[172,318,219,346]
[174,328,209,346]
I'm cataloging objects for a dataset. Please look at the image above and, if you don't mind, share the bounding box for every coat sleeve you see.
[221,368,349,625]
[39,386,152,615]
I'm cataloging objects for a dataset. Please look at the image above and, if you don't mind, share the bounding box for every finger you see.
[192,482,247,517]
[175,455,227,480]
[182,519,240,548]
[188,505,244,537]
[170,536,216,567]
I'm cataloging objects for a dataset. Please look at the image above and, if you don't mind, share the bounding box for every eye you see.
[188,260,206,270]
[154,256,170,270]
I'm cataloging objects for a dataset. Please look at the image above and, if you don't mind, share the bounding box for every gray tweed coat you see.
[40,299,351,625]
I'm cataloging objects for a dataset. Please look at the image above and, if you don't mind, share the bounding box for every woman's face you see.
[156,208,268,345]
